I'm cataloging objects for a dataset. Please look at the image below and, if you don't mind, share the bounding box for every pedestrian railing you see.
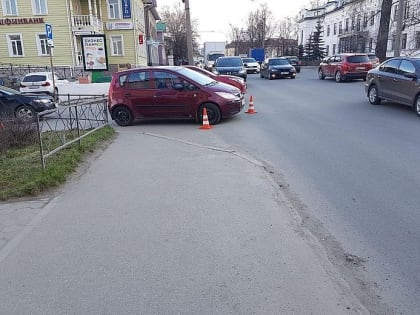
[36,95,108,169]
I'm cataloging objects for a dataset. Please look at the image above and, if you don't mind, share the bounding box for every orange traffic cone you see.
[199,107,212,130]
[245,95,257,114]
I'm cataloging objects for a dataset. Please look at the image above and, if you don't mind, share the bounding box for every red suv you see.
[108,66,244,126]
[318,53,373,82]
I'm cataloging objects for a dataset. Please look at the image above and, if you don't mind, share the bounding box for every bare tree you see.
[160,5,199,64]
[375,0,393,61]
[244,3,276,49]
[228,24,248,55]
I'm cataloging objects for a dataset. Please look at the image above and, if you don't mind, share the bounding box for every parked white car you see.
[19,72,69,101]
[241,57,260,74]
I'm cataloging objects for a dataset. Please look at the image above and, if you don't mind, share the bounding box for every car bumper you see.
[342,72,368,80]
[269,71,296,79]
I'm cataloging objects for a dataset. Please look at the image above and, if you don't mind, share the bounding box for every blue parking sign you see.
[45,23,53,40]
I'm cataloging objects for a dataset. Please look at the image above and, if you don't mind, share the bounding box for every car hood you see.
[269,65,294,70]
[204,81,241,95]
[215,66,243,72]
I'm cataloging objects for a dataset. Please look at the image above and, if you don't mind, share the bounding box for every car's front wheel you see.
[335,71,343,83]
[368,85,381,105]
[15,105,36,121]
[318,68,325,80]
[199,103,221,125]
[113,106,133,126]
[414,95,420,117]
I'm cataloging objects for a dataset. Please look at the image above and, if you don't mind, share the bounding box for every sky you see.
[156,0,314,43]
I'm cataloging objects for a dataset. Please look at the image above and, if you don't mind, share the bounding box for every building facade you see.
[297,0,420,58]
[0,0,162,71]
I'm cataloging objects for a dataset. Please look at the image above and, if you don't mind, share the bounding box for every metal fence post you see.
[36,114,46,170]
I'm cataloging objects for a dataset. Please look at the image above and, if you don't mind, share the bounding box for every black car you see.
[260,57,297,80]
[283,56,301,73]
[365,57,420,116]
[0,85,57,121]
[212,56,247,81]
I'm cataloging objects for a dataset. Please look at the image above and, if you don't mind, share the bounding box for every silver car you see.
[365,57,420,116]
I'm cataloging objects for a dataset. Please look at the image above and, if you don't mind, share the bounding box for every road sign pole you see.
[45,24,56,101]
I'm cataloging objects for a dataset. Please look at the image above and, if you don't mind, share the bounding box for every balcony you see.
[72,15,104,34]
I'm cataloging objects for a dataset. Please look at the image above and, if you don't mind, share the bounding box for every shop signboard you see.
[81,35,109,71]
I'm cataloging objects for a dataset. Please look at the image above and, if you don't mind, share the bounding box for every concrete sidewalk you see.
[0,124,367,314]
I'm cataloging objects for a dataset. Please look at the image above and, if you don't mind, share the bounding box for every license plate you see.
[281,72,288,75]
[29,86,39,89]
[356,67,365,70]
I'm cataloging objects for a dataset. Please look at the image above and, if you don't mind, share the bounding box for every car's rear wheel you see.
[318,68,325,80]
[368,85,381,105]
[113,106,133,126]
[414,95,420,117]
[335,71,343,83]
[15,105,35,122]
[199,103,221,125]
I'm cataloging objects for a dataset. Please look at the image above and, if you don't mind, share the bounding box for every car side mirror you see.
[173,83,184,90]
[404,73,417,80]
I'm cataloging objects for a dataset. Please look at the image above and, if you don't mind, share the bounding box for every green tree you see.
[312,20,326,60]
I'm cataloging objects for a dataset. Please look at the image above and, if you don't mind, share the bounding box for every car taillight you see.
[341,64,349,71]
[41,82,51,86]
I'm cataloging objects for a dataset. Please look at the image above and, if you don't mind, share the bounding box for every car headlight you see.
[32,98,51,104]
[239,69,246,74]
[215,92,239,100]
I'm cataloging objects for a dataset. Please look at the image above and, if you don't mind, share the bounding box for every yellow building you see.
[0,0,160,70]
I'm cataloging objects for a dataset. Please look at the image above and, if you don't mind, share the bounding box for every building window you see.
[401,33,407,50]
[110,35,124,55]
[3,0,18,15]
[391,34,395,51]
[32,0,48,15]
[36,33,48,56]
[326,45,329,56]
[363,13,368,27]
[404,2,410,19]
[327,25,330,36]
[351,17,355,30]
[356,16,361,31]
[333,23,336,35]
[333,44,336,54]
[7,34,24,56]
[339,21,342,34]
[108,0,121,19]
[369,38,373,52]
[370,11,375,26]
[416,31,420,49]
[394,5,398,21]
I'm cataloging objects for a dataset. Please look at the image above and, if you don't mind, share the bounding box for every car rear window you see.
[242,58,256,63]
[347,55,370,63]
[22,75,47,82]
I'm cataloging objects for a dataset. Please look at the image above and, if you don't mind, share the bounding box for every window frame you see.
[2,0,18,16]
[36,33,49,56]
[6,33,24,57]
[107,0,122,19]
[110,35,124,56]
[32,0,48,15]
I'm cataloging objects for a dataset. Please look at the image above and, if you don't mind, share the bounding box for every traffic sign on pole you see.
[45,23,54,47]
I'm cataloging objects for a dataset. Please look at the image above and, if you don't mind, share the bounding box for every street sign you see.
[45,23,54,47]
[45,23,53,40]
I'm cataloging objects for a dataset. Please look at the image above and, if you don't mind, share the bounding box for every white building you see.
[297,0,420,57]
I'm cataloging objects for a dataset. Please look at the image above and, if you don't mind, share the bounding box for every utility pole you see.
[182,0,194,65]
[394,0,405,57]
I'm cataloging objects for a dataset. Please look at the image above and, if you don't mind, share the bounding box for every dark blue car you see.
[212,57,247,81]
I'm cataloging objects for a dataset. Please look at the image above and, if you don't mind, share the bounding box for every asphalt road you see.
[217,69,420,314]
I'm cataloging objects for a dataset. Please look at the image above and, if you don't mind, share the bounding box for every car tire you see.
[335,71,343,83]
[15,105,36,122]
[414,94,420,117]
[318,69,325,80]
[368,85,381,105]
[113,106,133,126]
[199,103,221,125]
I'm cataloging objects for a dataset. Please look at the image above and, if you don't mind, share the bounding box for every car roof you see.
[24,72,52,76]
[116,66,185,75]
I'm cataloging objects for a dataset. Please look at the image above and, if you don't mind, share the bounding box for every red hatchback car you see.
[318,53,373,82]
[183,65,247,95]
[108,66,244,126]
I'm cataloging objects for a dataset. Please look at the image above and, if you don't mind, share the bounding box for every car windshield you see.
[269,59,289,66]
[347,55,370,63]
[177,68,216,86]
[287,58,298,63]
[22,74,47,82]
[242,58,256,63]
[216,58,243,67]
[208,53,224,61]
